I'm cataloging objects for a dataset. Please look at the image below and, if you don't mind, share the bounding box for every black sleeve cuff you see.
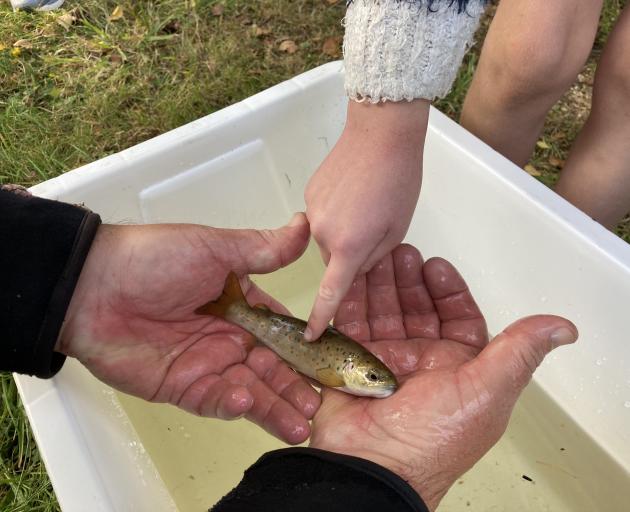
[0,189,101,378]
[211,447,429,512]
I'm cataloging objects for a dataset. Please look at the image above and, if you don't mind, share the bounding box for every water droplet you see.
[540,296,548,303]
[624,401,630,408]
[596,359,603,366]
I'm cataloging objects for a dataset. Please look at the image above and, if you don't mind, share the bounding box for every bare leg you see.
[460,0,602,166]
[555,8,630,228]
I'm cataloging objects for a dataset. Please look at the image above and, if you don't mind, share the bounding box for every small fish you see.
[195,273,398,398]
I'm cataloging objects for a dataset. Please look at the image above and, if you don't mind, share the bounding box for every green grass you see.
[0,374,58,511]
[0,0,346,184]
[0,0,628,510]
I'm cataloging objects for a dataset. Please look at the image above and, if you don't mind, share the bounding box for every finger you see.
[318,245,331,266]
[334,275,370,342]
[423,257,488,349]
[392,244,440,339]
[305,253,364,341]
[213,212,310,275]
[223,364,312,445]
[155,333,251,404]
[245,347,321,420]
[465,315,578,401]
[357,233,395,275]
[366,253,406,340]
[195,377,255,420]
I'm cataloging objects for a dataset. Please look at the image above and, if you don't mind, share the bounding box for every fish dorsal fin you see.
[253,303,270,311]
[195,272,246,319]
[316,367,345,388]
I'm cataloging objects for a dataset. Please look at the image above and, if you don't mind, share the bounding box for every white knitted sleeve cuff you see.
[343,0,486,102]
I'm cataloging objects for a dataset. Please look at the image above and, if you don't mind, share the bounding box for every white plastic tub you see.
[17,61,630,511]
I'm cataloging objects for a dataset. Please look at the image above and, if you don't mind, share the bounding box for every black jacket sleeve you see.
[0,188,101,378]
[211,448,429,512]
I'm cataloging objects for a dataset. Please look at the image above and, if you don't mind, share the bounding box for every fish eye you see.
[368,373,378,381]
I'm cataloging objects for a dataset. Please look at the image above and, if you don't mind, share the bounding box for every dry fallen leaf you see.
[56,13,76,30]
[252,24,271,37]
[548,156,565,168]
[550,131,566,141]
[13,39,33,49]
[326,0,340,4]
[524,164,541,177]
[322,36,342,57]
[279,40,298,54]
[212,4,224,16]
[109,5,123,21]
[536,140,550,149]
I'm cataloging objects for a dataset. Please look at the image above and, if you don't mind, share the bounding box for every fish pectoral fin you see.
[253,303,270,311]
[315,367,345,388]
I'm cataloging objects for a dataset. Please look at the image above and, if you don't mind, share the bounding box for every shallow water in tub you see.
[117,243,630,511]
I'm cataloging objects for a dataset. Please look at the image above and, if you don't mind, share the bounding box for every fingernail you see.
[304,328,313,341]
[288,212,305,227]
[550,327,577,348]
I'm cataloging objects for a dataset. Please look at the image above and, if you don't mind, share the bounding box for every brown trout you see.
[195,273,398,398]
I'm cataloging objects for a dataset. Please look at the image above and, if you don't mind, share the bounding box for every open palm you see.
[59,215,321,444]
[310,244,577,510]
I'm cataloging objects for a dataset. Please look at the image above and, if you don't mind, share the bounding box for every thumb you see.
[219,212,310,275]
[467,315,578,399]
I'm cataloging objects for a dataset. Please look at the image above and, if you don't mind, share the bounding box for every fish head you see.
[340,355,398,398]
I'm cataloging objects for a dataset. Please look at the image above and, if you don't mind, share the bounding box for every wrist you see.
[344,99,430,144]
[56,224,115,356]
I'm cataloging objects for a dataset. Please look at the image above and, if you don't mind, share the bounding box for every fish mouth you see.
[359,384,397,399]
[372,385,397,398]
[340,384,397,398]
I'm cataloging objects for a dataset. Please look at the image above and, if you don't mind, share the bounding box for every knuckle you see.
[331,236,363,257]
[515,344,544,376]
[318,283,337,302]
[308,218,328,240]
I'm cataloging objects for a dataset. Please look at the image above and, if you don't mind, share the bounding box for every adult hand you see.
[304,99,430,340]
[309,245,578,510]
[58,213,321,445]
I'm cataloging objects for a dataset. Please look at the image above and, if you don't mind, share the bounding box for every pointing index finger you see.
[305,254,363,341]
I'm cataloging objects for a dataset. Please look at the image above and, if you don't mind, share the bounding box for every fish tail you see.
[195,272,246,319]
